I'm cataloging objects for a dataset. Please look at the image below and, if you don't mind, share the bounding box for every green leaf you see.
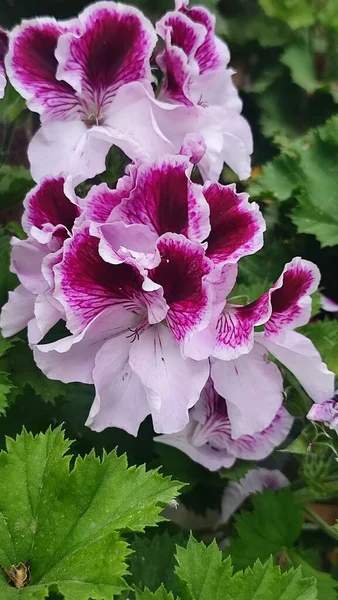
[258,0,315,29]
[298,319,338,376]
[129,532,186,595]
[249,154,300,201]
[281,41,320,93]
[0,372,14,416]
[173,537,317,600]
[135,585,178,600]
[0,229,17,306]
[0,84,26,123]
[0,165,34,211]
[288,548,338,600]
[0,427,181,599]
[281,426,314,454]
[226,490,304,570]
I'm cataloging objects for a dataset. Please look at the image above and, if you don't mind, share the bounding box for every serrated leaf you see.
[0,427,182,599]
[173,537,317,600]
[298,319,338,376]
[129,532,186,595]
[226,489,304,570]
[249,154,300,201]
[135,585,178,600]
[258,0,315,29]
[288,548,338,600]
[0,372,14,416]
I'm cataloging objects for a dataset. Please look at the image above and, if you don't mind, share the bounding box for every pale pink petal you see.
[27,292,63,344]
[34,304,137,384]
[179,133,206,164]
[258,330,335,403]
[203,182,265,265]
[111,156,210,243]
[10,237,48,295]
[55,2,156,109]
[211,343,284,438]
[80,180,131,223]
[5,18,80,119]
[219,468,289,524]
[28,120,112,184]
[320,294,338,313]
[307,396,338,433]
[0,285,35,337]
[93,221,160,270]
[149,233,213,342]
[0,28,8,99]
[87,333,149,436]
[265,257,320,337]
[129,324,209,433]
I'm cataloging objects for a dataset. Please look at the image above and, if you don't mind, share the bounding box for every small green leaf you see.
[135,585,178,600]
[0,165,34,211]
[288,548,338,600]
[0,427,182,599]
[258,0,315,29]
[281,426,313,454]
[281,41,319,93]
[298,319,338,376]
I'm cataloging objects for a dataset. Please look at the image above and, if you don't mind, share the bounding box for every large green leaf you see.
[288,548,338,600]
[0,427,181,599]
[298,319,338,376]
[226,490,304,570]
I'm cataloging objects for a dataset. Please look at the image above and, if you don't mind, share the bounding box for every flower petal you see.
[0,28,8,99]
[258,329,335,403]
[211,343,284,438]
[34,304,137,383]
[203,182,265,265]
[0,285,35,337]
[54,226,165,334]
[307,396,338,433]
[28,120,112,184]
[219,468,289,524]
[149,233,212,342]
[87,332,149,436]
[10,237,49,294]
[129,324,209,433]
[81,179,131,223]
[265,257,320,337]
[22,176,80,242]
[55,1,156,110]
[111,156,210,242]
[94,221,160,270]
[6,18,80,119]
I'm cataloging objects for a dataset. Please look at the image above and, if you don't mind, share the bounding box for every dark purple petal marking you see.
[23,177,80,235]
[0,27,8,71]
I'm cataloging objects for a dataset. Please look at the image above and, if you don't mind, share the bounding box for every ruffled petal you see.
[94,221,160,270]
[6,18,80,119]
[203,182,265,265]
[129,324,209,433]
[10,237,49,295]
[258,330,335,403]
[211,343,284,438]
[111,156,210,242]
[265,257,320,337]
[149,233,212,342]
[0,28,8,99]
[55,1,156,112]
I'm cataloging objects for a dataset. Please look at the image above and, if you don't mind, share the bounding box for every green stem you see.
[304,507,338,542]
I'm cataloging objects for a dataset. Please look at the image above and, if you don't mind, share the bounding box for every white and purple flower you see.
[307,392,338,433]
[155,379,293,471]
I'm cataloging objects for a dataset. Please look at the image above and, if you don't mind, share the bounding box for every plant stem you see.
[304,506,338,541]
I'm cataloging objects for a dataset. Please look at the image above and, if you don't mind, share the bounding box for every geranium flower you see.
[0,28,8,98]
[208,258,335,438]
[156,0,253,180]
[6,2,157,183]
[307,392,338,433]
[0,176,80,342]
[155,379,293,471]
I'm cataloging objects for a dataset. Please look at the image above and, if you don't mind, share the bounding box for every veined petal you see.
[211,343,284,438]
[129,324,209,433]
[307,395,338,433]
[111,156,210,242]
[55,1,156,113]
[6,17,80,119]
[22,176,80,242]
[213,293,271,360]
[0,28,8,99]
[81,179,132,223]
[265,257,320,337]
[203,182,265,265]
[54,226,166,334]
[149,233,213,342]
[34,304,137,383]
[87,332,149,436]
[28,120,112,184]
[0,285,35,337]
[258,330,335,403]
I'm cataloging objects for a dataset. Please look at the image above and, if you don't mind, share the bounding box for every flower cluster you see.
[0,0,335,472]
